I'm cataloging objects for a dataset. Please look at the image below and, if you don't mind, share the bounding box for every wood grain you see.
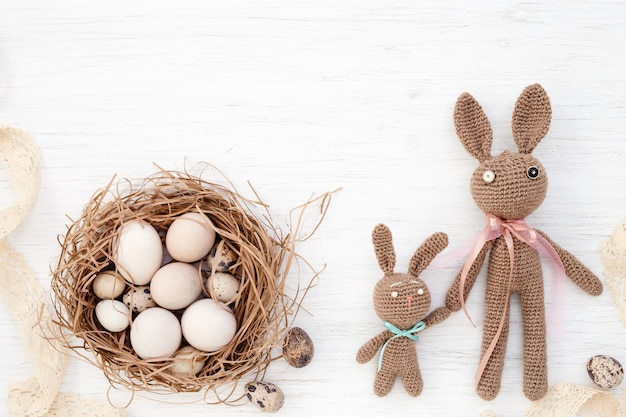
[2,1,626,416]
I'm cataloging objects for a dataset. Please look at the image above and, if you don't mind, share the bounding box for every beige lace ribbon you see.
[602,219,626,326]
[0,127,124,417]
[479,383,626,417]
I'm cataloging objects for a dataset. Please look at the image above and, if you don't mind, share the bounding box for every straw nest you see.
[50,166,332,402]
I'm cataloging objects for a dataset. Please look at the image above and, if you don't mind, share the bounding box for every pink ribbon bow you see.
[456,214,567,388]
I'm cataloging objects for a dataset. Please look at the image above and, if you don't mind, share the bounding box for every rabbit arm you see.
[423,306,452,327]
[445,240,494,311]
[535,230,603,296]
[356,330,393,364]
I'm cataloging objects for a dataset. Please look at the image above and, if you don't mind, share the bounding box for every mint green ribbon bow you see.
[377,321,426,372]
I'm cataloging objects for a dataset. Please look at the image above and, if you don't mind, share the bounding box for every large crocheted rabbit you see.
[445,84,603,401]
[357,224,450,397]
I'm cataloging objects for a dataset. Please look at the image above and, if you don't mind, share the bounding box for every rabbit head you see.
[371,224,448,329]
[454,84,552,220]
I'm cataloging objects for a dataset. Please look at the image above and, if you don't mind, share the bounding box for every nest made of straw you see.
[51,167,322,400]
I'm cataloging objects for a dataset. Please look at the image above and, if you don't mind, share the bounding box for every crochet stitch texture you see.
[357,224,450,397]
[445,84,603,401]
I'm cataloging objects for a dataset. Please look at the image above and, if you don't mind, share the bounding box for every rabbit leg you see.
[373,367,396,397]
[476,282,511,401]
[401,359,423,397]
[520,279,548,400]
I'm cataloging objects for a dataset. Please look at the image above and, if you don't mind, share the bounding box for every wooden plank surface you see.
[2,1,626,416]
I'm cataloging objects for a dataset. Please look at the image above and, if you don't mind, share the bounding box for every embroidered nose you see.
[406,295,413,308]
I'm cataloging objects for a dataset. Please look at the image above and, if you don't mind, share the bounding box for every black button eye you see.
[527,166,540,179]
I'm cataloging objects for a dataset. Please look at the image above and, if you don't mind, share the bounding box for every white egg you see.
[113,219,163,285]
[181,299,237,352]
[206,272,240,303]
[130,307,182,359]
[91,271,126,299]
[171,346,206,376]
[165,212,216,263]
[95,299,130,332]
[150,262,203,310]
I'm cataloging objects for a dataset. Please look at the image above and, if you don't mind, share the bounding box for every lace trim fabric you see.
[0,127,123,417]
[479,383,626,417]
[602,220,626,326]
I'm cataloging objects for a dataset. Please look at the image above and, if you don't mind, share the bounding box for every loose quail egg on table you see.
[587,355,624,389]
[245,381,285,413]
[283,327,314,368]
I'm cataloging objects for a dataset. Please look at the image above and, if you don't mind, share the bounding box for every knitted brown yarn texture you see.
[445,84,603,402]
[357,224,450,397]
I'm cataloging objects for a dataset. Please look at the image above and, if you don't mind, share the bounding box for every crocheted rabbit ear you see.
[454,92,493,162]
[512,83,552,154]
[408,232,448,277]
[372,224,396,275]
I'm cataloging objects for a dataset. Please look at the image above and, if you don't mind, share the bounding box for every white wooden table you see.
[2,1,626,416]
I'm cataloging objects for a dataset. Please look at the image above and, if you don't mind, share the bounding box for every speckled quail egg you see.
[587,355,624,389]
[206,240,238,272]
[205,272,240,303]
[122,286,157,313]
[245,381,284,412]
[283,327,314,368]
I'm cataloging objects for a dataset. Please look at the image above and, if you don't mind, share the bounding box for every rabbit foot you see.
[524,378,548,401]
[373,373,395,397]
[403,377,423,397]
[476,381,500,401]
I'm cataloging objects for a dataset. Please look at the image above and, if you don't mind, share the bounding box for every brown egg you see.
[245,381,284,412]
[282,327,314,368]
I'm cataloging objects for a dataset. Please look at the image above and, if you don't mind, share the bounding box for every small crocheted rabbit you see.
[357,224,450,397]
[444,84,603,401]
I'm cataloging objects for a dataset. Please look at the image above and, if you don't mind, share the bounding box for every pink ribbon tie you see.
[458,214,567,388]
